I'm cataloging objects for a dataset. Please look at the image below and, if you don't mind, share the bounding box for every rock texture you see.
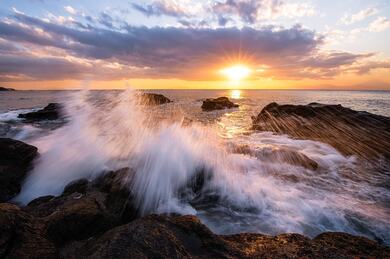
[18,103,62,121]
[252,102,390,159]
[1,202,389,258]
[1,138,389,258]
[141,93,171,105]
[202,97,239,111]
[0,138,38,202]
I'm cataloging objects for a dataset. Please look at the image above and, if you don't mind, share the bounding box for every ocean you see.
[1,89,389,244]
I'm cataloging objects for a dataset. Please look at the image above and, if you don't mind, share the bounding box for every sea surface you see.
[1,89,389,244]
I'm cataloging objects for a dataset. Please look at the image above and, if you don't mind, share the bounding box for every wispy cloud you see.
[340,7,378,25]
[132,0,316,27]
[368,16,390,32]
[131,0,193,18]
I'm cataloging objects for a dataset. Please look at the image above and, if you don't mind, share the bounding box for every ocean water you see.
[1,89,389,244]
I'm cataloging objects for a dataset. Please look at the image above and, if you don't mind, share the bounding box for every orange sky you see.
[1,1,390,90]
[5,68,390,90]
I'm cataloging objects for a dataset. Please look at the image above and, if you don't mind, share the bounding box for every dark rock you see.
[252,102,390,159]
[141,93,171,105]
[0,87,15,91]
[0,203,58,258]
[223,231,390,258]
[18,103,62,121]
[202,97,239,111]
[44,193,116,244]
[63,178,89,195]
[60,214,390,259]
[25,168,137,244]
[63,214,239,258]
[313,232,390,258]
[0,138,38,202]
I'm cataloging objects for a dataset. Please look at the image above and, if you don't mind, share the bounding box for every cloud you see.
[0,12,384,82]
[368,16,390,32]
[64,6,77,15]
[340,7,378,25]
[212,0,315,23]
[132,0,316,26]
[131,0,191,17]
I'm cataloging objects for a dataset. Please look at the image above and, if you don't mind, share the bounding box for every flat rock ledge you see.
[202,97,239,111]
[252,102,390,159]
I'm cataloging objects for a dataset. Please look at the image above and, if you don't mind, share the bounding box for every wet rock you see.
[141,93,171,105]
[225,232,390,258]
[313,232,390,258]
[25,168,137,244]
[257,148,318,170]
[202,97,239,111]
[60,214,390,259]
[252,102,390,159]
[231,144,318,170]
[63,178,89,195]
[18,102,62,121]
[64,214,239,258]
[44,193,116,244]
[0,203,58,258]
[0,138,38,202]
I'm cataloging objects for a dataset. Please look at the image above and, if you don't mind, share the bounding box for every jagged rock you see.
[25,168,137,244]
[0,138,38,202]
[60,214,390,258]
[18,103,62,121]
[223,232,390,258]
[63,214,240,258]
[141,93,171,105]
[44,193,116,244]
[0,203,58,258]
[0,87,15,91]
[202,97,239,111]
[63,178,89,195]
[252,102,390,159]
[2,195,389,258]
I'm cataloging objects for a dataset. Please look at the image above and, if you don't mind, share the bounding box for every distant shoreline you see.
[1,88,390,92]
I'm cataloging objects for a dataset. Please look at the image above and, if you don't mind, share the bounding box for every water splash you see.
[14,89,390,244]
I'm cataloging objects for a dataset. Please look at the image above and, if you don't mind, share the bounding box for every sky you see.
[0,0,390,90]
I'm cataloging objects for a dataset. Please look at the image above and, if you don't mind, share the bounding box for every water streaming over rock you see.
[2,89,388,244]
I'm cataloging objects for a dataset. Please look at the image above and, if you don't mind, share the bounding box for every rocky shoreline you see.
[1,101,390,258]
[252,102,390,160]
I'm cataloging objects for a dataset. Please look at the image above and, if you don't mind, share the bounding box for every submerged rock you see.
[232,144,318,171]
[18,103,62,121]
[252,102,390,159]
[141,93,171,105]
[202,97,239,111]
[0,138,38,202]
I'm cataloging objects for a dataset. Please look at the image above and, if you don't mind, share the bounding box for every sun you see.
[220,65,251,82]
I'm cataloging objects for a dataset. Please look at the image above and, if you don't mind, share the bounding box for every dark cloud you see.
[0,12,379,81]
[212,0,262,24]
